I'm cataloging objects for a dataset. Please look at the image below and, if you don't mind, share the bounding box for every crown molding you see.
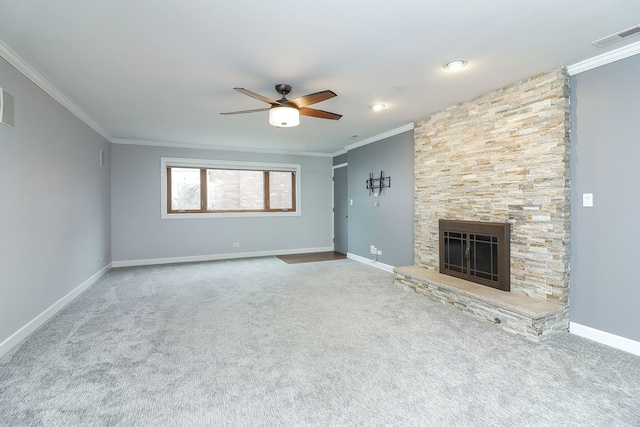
[0,38,112,142]
[343,123,414,152]
[112,138,334,157]
[567,40,640,75]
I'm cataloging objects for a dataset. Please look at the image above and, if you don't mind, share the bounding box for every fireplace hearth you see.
[439,220,510,291]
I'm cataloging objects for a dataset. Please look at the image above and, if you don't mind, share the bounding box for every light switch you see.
[582,193,593,207]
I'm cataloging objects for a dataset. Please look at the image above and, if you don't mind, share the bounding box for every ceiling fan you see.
[221,84,342,127]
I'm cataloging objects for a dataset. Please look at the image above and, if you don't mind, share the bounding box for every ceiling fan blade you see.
[233,88,280,105]
[220,107,270,115]
[299,107,342,120]
[290,90,337,108]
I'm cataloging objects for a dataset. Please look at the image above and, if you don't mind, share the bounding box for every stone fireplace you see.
[394,68,571,341]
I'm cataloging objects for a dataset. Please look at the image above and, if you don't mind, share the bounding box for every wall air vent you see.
[592,24,640,48]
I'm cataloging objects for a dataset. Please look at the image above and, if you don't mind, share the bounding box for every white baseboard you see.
[0,263,113,359]
[112,246,335,268]
[570,322,640,356]
[347,252,395,273]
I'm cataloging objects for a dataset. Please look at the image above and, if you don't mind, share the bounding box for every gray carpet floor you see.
[1,257,639,426]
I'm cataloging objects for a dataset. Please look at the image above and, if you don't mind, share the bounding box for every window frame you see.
[161,157,301,219]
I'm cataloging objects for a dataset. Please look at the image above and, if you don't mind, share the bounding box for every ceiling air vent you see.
[592,24,640,48]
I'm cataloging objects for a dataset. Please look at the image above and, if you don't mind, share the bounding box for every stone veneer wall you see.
[414,68,571,305]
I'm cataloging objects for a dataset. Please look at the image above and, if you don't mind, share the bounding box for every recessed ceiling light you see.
[443,59,468,71]
[371,104,386,111]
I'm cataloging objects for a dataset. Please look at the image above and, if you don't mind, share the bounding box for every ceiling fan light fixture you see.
[223,84,340,124]
[443,59,468,71]
[269,105,300,127]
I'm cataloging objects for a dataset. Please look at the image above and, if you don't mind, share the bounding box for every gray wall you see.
[333,153,347,166]
[0,57,111,347]
[111,144,333,262]
[346,130,414,267]
[570,54,640,341]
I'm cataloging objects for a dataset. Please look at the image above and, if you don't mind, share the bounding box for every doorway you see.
[333,164,348,254]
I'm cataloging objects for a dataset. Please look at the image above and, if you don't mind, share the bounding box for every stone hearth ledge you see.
[393,266,568,341]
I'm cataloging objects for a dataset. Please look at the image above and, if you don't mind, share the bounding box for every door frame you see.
[332,162,348,254]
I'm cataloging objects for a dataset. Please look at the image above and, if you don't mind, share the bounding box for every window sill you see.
[161,211,301,220]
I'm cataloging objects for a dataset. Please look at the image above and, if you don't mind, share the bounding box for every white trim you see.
[162,211,301,220]
[331,164,348,254]
[0,38,112,142]
[347,252,395,273]
[331,167,337,255]
[160,157,301,219]
[344,123,414,151]
[113,138,333,158]
[570,322,640,356]
[163,157,300,171]
[332,162,348,170]
[112,247,334,268]
[567,40,640,75]
[0,263,112,359]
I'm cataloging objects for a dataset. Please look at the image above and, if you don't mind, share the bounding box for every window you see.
[161,158,300,218]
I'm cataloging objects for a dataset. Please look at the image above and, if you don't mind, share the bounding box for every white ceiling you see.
[1,1,639,155]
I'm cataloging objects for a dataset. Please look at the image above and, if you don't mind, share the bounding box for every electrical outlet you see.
[370,245,376,254]
[233,242,240,247]
[377,250,382,255]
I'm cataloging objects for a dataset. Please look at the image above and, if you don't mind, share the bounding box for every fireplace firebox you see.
[439,220,510,291]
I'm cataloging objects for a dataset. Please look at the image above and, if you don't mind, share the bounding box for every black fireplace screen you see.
[439,220,510,291]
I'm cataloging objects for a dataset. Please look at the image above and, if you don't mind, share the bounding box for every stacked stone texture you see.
[394,272,569,341]
[413,68,571,306]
